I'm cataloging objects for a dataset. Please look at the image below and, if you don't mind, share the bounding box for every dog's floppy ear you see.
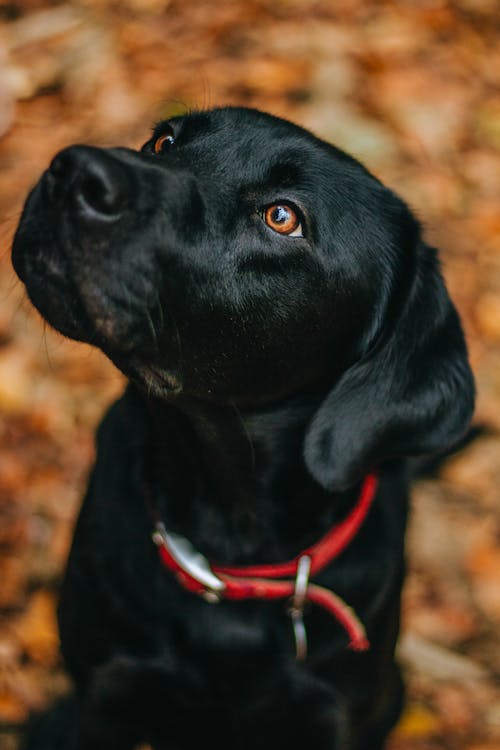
[304,243,475,491]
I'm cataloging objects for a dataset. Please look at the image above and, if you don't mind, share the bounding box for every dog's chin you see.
[27,299,184,399]
[21,277,87,344]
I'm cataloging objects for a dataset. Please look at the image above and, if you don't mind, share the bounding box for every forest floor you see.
[1,1,500,748]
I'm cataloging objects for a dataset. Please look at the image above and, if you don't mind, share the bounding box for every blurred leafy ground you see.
[0,1,500,748]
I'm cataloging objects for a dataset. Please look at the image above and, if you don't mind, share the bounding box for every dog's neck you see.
[140,386,355,563]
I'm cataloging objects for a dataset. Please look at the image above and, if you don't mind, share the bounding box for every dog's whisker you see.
[165,305,183,369]
[230,399,256,474]
[119,278,134,322]
[154,292,164,338]
[139,277,159,350]
[143,306,158,350]
[40,321,57,374]
[0,272,24,306]
[7,285,30,326]
[0,212,21,252]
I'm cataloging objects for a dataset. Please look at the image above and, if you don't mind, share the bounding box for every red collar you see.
[150,473,378,659]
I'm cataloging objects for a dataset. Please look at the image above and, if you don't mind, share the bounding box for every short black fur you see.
[12,107,474,750]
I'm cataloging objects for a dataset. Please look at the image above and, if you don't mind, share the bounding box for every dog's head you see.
[12,107,474,489]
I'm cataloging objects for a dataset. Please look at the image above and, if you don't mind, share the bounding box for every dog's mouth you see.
[116,358,183,397]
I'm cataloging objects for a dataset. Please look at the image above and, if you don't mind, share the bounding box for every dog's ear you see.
[304,243,475,491]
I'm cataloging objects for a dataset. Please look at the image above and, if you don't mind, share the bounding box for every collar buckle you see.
[153,523,226,596]
[288,555,311,661]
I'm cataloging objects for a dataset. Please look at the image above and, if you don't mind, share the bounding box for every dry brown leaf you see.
[475,293,500,342]
[0,556,28,609]
[407,603,480,647]
[466,540,500,623]
[0,691,26,724]
[12,590,59,666]
[441,436,500,506]
[392,703,441,739]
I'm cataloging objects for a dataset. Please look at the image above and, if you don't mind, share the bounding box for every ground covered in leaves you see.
[0,1,500,748]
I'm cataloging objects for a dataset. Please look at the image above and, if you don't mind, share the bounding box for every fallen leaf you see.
[0,691,26,724]
[12,590,59,666]
[392,703,441,739]
[475,293,500,342]
[398,632,488,682]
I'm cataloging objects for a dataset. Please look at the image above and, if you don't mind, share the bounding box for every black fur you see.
[12,107,474,750]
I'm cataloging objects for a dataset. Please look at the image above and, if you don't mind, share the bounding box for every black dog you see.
[12,107,474,750]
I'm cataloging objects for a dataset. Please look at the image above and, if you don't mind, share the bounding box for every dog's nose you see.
[46,146,129,220]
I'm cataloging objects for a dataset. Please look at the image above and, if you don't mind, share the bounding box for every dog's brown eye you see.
[263,204,303,237]
[154,129,175,154]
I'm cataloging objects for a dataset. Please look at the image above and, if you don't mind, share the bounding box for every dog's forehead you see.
[173,107,313,144]
[156,107,332,178]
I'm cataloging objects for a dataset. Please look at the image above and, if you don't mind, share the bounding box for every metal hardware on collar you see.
[201,590,222,604]
[289,555,311,661]
[152,522,167,547]
[293,555,311,611]
[153,524,226,594]
[290,608,307,661]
